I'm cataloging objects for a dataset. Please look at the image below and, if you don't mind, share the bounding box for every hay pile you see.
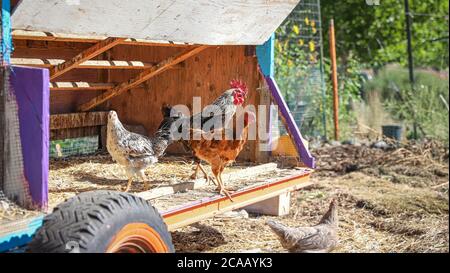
[172,139,449,253]
[48,154,248,209]
[0,191,40,225]
[313,139,449,188]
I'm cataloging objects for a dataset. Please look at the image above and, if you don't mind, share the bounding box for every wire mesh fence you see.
[49,136,100,159]
[274,0,327,139]
[0,65,33,210]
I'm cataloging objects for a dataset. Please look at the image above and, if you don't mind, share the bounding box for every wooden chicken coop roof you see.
[11,0,300,45]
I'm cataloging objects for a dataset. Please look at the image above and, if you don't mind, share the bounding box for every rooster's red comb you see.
[230,79,248,94]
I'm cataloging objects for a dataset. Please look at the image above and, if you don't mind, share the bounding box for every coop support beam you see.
[50,82,116,91]
[50,112,108,130]
[264,76,315,169]
[1,0,12,64]
[136,163,279,200]
[49,37,125,80]
[162,170,312,231]
[78,45,209,112]
[12,30,193,47]
[244,192,291,216]
[12,58,184,70]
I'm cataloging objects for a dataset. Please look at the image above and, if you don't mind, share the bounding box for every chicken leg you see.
[212,165,233,201]
[139,170,150,191]
[124,177,133,192]
[217,174,233,201]
[190,162,216,186]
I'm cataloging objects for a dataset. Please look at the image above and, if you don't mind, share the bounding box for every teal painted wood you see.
[256,34,274,77]
[0,216,44,252]
[1,0,12,64]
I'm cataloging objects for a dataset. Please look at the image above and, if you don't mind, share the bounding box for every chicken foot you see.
[139,170,150,191]
[124,177,133,192]
[215,173,233,201]
[190,162,216,186]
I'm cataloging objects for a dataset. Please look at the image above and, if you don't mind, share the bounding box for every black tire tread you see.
[27,190,173,253]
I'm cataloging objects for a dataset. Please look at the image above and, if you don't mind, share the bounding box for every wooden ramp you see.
[159,168,312,231]
[0,164,312,251]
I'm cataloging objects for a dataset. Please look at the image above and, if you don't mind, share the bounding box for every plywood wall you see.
[13,40,105,113]
[108,45,263,161]
[12,42,266,161]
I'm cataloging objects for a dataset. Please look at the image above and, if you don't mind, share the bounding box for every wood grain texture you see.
[12,58,180,70]
[50,127,99,141]
[50,37,125,80]
[77,45,209,111]
[50,82,115,91]
[12,0,299,45]
[50,112,108,130]
[11,41,266,161]
[13,30,192,46]
[108,45,262,161]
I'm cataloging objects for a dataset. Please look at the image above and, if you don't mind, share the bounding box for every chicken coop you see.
[0,0,316,252]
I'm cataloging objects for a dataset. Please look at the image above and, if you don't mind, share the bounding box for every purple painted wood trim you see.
[11,66,49,208]
[265,76,315,168]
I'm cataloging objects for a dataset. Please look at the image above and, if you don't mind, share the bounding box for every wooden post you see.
[404,0,418,139]
[329,19,339,141]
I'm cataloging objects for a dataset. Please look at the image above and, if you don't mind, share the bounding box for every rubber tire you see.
[27,190,174,253]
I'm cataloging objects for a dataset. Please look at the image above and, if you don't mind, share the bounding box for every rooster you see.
[190,79,248,129]
[175,80,249,182]
[186,111,256,199]
[107,109,180,192]
[266,199,338,253]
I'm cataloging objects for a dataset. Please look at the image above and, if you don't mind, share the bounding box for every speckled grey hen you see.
[107,110,179,192]
[267,199,338,253]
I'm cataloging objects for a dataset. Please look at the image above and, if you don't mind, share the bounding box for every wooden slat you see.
[12,58,64,67]
[50,112,108,130]
[12,30,192,47]
[162,170,313,231]
[12,58,164,69]
[78,45,210,112]
[76,60,154,70]
[50,127,99,141]
[50,37,126,80]
[136,163,279,200]
[50,82,115,91]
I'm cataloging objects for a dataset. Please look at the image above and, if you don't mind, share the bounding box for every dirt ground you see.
[43,139,449,253]
[172,140,449,253]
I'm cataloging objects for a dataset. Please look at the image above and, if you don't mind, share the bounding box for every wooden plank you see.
[50,112,108,130]
[78,45,209,111]
[244,192,291,216]
[12,58,181,70]
[162,170,312,231]
[12,0,300,45]
[50,126,99,141]
[108,45,261,161]
[136,163,279,200]
[50,37,125,80]
[50,82,115,91]
[12,30,192,47]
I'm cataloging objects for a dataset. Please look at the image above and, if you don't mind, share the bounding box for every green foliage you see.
[321,0,449,69]
[274,5,325,137]
[274,2,366,139]
[321,55,367,139]
[365,66,449,141]
[274,1,448,141]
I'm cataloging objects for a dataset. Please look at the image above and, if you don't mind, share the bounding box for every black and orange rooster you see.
[175,80,249,182]
[186,111,256,199]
